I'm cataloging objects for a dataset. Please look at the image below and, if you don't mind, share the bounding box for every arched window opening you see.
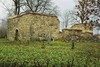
[15,29,19,41]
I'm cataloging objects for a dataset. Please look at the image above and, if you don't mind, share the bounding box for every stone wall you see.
[71,23,93,30]
[61,24,94,41]
[7,13,60,41]
[62,29,82,41]
[62,29,94,41]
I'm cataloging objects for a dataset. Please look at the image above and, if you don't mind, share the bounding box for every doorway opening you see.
[15,29,19,41]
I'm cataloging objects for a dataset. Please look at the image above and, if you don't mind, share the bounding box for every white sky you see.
[52,0,75,13]
[0,0,75,19]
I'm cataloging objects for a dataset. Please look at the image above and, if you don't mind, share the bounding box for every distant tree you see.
[1,0,58,16]
[62,10,79,28]
[0,19,7,38]
[75,0,100,26]
[11,0,58,15]
[24,0,58,15]
[0,0,14,16]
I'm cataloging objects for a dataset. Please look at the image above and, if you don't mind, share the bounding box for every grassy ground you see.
[0,38,100,67]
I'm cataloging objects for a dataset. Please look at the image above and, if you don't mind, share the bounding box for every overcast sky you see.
[0,0,75,19]
[52,0,75,12]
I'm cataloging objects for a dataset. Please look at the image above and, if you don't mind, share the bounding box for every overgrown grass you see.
[0,39,100,67]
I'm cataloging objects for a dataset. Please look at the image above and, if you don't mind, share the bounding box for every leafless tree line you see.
[62,10,79,28]
[1,0,58,16]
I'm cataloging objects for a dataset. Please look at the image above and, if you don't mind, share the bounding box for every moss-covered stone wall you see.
[7,13,60,41]
[62,28,94,41]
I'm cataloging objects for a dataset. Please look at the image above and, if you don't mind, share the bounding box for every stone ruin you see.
[7,12,60,42]
[7,12,98,42]
[61,23,97,41]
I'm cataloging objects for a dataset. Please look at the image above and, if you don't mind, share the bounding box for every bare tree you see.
[75,0,89,24]
[62,10,79,28]
[75,0,100,25]
[23,0,58,15]
[0,19,7,38]
[1,0,58,16]
[0,0,14,16]
[13,0,21,15]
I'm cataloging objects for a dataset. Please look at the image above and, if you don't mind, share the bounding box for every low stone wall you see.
[61,28,94,41]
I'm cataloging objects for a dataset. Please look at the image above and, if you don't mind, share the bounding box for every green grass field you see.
[0,38,100,67]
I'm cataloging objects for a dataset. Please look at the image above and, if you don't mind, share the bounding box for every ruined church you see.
[7,12,60,42]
